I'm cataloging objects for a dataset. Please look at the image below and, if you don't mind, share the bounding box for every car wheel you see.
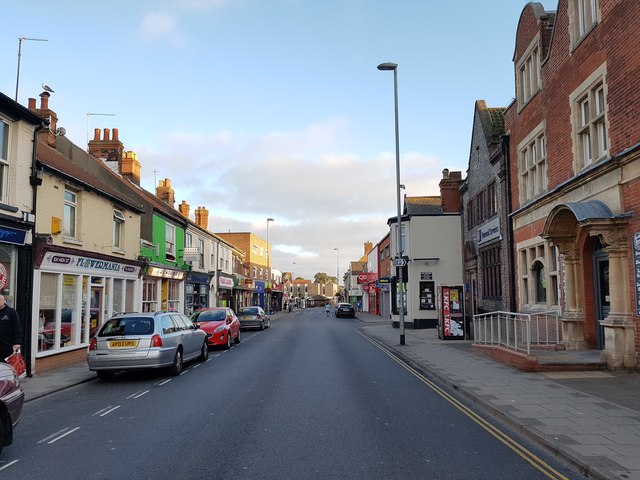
[260,321,265,331]
[225,332,232,349]
[168,349,183,376]
[96,370,115,380]
[234,330,241,344]
[199,341,209,361]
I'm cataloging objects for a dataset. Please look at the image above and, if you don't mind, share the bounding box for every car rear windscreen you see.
[99,318,154,336]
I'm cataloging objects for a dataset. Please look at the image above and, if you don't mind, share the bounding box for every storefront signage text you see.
[0,226,28,246]
[478,217,501,245]
[42,253,141,278]
[147,266,185,280]
[219,276,234,288]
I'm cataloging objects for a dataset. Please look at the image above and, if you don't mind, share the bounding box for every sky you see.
[2,0,534,281]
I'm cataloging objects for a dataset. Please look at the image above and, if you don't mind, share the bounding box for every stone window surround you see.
[516,33,541,111]
[517,236,559,311]
[568,0,600,50]
[569,63,609,173]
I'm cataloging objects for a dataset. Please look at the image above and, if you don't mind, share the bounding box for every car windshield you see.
[98,317,154,336]
[192,310,226,322]
[240,307,259,315]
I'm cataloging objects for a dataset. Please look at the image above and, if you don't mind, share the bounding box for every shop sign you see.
[254,281,265,294]
[357,272,376,284]
[349,289,363,296]
[0,226,28,246]
[42,252,141,278]
[243,278,254,289]
[219,275,234,289]
[147,266,185,280]
[478,217,501,245]
[183,247,200,262]
[0,263,8,290]
[633,232,640,315]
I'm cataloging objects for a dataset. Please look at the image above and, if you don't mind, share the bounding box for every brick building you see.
[504,1,640,368]
[461,101,514,328]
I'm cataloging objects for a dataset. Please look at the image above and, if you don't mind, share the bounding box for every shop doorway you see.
[90,285,103,336]
[593,247,610,350]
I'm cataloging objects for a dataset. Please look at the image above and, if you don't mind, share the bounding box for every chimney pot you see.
[39,91,50,110]
[28,98,36,110]
[113,128,119,141]
[93,128,101,141]
[103,128,110,141]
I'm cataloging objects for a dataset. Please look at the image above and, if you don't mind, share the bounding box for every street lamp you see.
[266,217,274,311]
[377,61,405,346]
[333,248,340,299]
[15,36,48,101]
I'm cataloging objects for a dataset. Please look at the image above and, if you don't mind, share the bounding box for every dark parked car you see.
[0,362,24,455]
[237,306,271,330]
[87,311,208,379]
[335,303,356,318]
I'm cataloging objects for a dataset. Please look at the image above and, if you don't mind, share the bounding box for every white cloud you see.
[134,118,448,279]
[137,12,186,47]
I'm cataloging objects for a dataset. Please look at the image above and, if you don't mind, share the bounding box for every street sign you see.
[394,257,407,267]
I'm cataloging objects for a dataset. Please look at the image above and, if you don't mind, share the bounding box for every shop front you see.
[253,281,265,308]
[185,271,213,314]
[0,222,34,372]
[233,276,253,311]
[218,272,233,307]
[32,247,143,373]
[142,264,186,313]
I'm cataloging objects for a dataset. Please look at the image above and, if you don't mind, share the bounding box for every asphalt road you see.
[2,308,582,479]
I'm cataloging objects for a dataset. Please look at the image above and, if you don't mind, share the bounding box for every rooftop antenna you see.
[86,112,116,149]
[15,36,48,101]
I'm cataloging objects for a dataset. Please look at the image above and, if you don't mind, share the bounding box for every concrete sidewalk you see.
[18,310,640,479]
[355,312,640,480]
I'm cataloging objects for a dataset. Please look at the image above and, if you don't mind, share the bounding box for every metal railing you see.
[472,310,561,355]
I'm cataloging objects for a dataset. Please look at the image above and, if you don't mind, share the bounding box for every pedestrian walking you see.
[0,295,22,362]
[325,303,331,317]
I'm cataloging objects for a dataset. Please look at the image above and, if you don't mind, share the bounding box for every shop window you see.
[419,282,435,310]
[167,280,180,311]
[143,278,158,312]
[38,272,59,352]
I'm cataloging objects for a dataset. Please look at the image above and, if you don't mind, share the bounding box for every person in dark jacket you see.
[0,295,22,361]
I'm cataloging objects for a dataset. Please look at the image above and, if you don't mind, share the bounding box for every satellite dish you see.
[55,127,66,137]
[41,83,55,93]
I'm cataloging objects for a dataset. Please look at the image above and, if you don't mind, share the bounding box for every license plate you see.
[109,340,138,348]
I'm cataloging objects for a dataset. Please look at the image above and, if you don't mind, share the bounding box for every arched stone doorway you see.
[542,200,636,369]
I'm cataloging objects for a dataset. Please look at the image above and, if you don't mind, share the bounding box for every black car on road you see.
[335,303,356,318]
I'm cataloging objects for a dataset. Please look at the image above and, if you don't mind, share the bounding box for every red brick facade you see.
[505,1,640,368]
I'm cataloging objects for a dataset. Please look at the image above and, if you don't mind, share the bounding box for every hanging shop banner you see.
[633,232,640,315]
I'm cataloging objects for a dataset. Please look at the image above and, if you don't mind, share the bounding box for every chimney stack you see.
[28,92,59,147]
[439,169,463,213]
[364,241,373,255]
[156,178,175,208]
[178,200,190,217]
[87,127,124,169]
[194,206,209,230]
[121,151,141,186]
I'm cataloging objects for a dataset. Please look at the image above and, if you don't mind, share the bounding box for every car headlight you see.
[214,325,226,333]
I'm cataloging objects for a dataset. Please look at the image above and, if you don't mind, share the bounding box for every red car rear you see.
[190,307,241,349]
[0,362,24,455]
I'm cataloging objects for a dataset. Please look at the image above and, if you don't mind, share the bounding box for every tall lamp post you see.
[377,61,405,346]
[333,248,340,300]
[266,217,274,311]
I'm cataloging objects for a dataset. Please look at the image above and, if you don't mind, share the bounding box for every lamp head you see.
[377,62,398,71]
[267,217,275,222]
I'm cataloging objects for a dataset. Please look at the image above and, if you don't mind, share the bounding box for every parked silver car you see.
[87,311,208,379]
[237,306,271,330]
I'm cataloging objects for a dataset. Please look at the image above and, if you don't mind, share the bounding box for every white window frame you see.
[570,64,609,172]
[0,118,10,203]
[64,189,78,238]
[166,223,176,256]
[518,122,547,203]
[113,209,125,250]
[518,238,559,311]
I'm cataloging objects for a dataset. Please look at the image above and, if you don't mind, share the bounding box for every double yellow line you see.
[359,331,571,480]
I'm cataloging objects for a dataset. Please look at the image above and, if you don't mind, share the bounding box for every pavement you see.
[18,310,640,480]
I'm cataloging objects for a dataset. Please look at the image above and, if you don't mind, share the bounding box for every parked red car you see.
[0,362,24,455]
[190,307,241,349]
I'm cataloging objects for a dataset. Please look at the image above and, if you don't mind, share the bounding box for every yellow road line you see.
[359,331,571,480]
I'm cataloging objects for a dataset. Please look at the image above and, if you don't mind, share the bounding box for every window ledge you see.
[111,248,126,255]
[63,236,83,246]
